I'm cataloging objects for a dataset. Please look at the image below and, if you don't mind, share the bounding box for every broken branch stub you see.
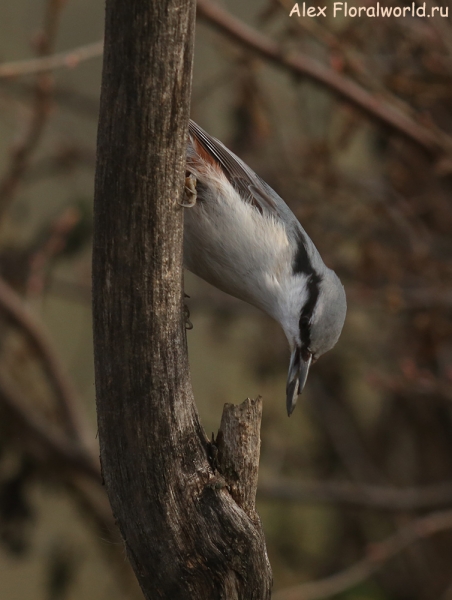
[217,397,263,521]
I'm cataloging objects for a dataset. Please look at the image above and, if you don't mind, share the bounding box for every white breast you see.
[183,165,308,327]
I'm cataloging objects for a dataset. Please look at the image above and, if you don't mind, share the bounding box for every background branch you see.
[273,510,452,600]
[0,372,99,480]
[258,478,452,511]
[196,0,449,155]
[0,41,103,79]
[0,0,64,221]
[0,278,91,444]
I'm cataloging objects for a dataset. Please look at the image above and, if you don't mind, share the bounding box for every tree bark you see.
[92,1,272,599]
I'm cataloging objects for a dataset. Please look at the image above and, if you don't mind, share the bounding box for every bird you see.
[183,120,346,416]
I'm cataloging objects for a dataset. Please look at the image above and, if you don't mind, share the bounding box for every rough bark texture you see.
[92,1,272,599]
[217,398,263,520]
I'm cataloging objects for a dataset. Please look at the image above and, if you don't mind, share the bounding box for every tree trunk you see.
[92,1,272,598]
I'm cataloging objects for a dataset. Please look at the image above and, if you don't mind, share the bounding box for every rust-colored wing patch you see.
[188,120,282,218]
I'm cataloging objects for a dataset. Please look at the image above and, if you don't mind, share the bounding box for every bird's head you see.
[285,267,346,416]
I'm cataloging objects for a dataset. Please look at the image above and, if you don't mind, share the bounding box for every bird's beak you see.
[286,348,312,416]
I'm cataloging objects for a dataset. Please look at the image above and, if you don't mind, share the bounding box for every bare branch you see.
[196,0,450,156]
[273,510,452,600]
[258,478,452,511]
[92,0,272,597]
[0,372,99,481]
[217,397,264,519]
[0,374,140,597]
[0,0,64,220]
[0,41,103,79]
[0,278,91,444]
[0,80,100,120]
[1,3,446,156]
[310,388,385,483]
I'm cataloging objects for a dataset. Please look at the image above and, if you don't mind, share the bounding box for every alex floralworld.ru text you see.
[289,2,449,18]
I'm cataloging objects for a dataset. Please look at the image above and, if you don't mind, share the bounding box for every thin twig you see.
[258,478,452,510]
[0,277,90,444]
[24,144,96,183]
[310,386,385,484]
[0,80,100,120]
[0,371,99,481]
[0,41,103,79]
[196,0,450,156]
[0,0,64,220]
[0,374,140,595]
[273,509,452,600]
[1,2,444,156]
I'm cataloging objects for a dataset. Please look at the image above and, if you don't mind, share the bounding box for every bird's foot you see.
[184,293,193,330]
[179,172,197,208]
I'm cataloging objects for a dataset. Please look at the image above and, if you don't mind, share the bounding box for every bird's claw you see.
[184,296,193,330]
[179,172,197,208]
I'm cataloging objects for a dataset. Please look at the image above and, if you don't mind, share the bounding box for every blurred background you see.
[0,0,452,598]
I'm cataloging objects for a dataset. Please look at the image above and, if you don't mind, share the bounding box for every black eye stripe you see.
[292,232,311,275]
[293,233,321,352]
[298,272,321,354]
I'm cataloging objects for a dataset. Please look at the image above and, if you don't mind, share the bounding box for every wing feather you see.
[188,120,283,219]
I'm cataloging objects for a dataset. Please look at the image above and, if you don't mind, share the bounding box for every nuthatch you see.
[183,120,346,416]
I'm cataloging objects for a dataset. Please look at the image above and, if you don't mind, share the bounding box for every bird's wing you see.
[188,120,284,219]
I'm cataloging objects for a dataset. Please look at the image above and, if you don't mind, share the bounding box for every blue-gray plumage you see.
[183,120,346,415]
